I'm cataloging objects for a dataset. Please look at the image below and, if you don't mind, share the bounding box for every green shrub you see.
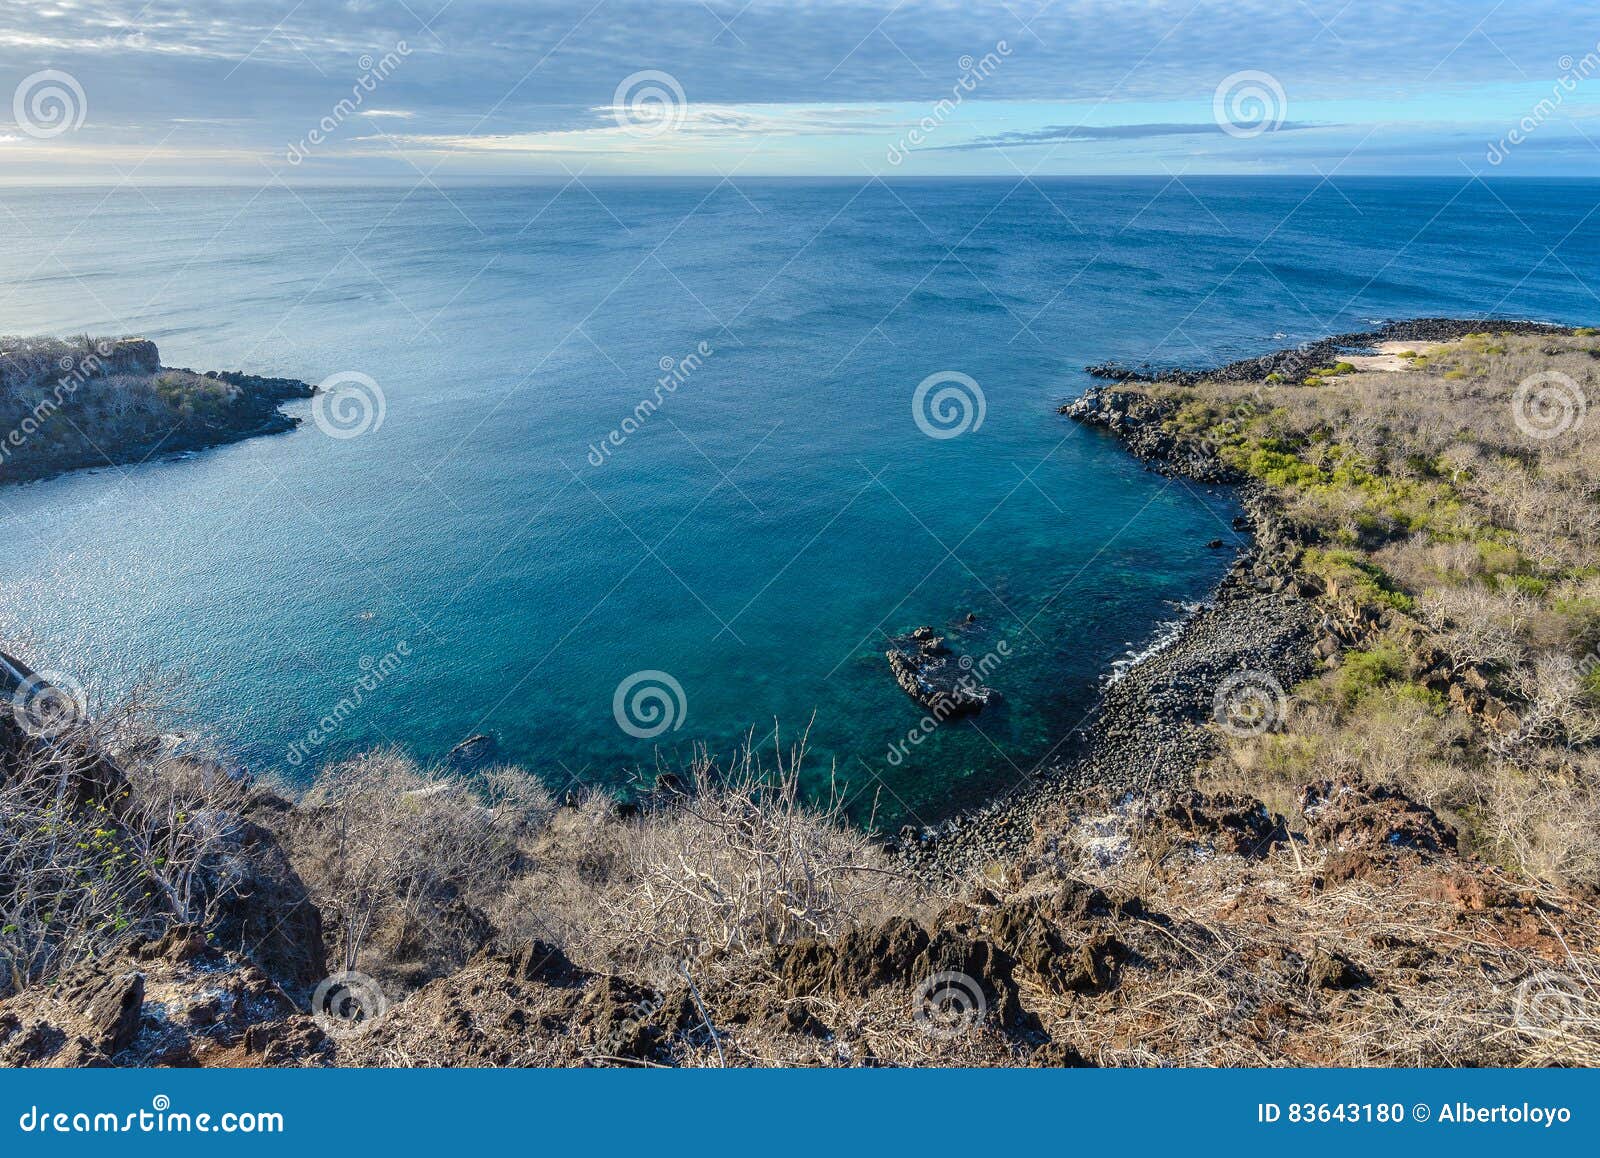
[1582,665,1600,706]
[1333,643,1408,709]
[1302,548,1417,613]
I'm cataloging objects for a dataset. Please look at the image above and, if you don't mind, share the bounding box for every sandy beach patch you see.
[1341,338,1452,372]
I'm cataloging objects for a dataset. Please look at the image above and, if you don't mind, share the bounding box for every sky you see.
[2,0,1599,181]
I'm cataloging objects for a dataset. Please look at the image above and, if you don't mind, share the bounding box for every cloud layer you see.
[2,1,1597,177]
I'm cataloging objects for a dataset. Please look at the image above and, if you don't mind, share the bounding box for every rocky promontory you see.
[0,335,315,484]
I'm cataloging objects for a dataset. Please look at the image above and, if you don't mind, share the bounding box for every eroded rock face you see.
[337,942,694,1068]
[1300,781,1456,855]
[0,927,319,1068]
[771,878,1130,1045]
[103,338,161,376]
[1131,789,1289,859]
[213,794,329,994]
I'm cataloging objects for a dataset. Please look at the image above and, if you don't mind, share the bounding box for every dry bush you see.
[1416,585,1533,670]
[0,749,155,994]
[0,674,252,995]
[292,749,549,983]
[1473,751,1600,884]
[501,730,918,990]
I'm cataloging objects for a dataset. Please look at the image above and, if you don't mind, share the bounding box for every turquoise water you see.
[2,179,1597,828]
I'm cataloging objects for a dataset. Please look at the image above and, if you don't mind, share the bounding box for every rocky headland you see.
[1083,317,1575,388]
[0,335,314,484]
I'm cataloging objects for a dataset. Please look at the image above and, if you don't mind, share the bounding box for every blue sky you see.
[2,0,1599,181]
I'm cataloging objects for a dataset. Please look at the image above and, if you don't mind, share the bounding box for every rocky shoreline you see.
[1083,316,1575,388]
[894,338,1377,872]
[898,481,1317,874]
[900,317,1590,873]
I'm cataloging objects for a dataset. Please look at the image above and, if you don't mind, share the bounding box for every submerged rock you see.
[448,733,498,769]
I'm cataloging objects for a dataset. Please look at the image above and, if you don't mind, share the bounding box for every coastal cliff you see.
[0,335,314,484]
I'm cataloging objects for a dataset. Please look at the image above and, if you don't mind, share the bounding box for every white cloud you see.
[372,103,908,155]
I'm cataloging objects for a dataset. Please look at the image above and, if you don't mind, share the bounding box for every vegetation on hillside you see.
[1140,332,1600,884]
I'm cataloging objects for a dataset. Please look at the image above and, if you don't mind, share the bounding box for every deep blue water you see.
[2,178,1597,828]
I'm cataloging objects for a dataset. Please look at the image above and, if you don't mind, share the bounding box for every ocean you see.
[2,177,1597,828]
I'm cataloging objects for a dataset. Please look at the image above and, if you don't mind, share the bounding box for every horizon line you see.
[4,173,1600,189]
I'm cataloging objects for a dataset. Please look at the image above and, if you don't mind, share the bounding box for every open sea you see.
[2,177,1597,828]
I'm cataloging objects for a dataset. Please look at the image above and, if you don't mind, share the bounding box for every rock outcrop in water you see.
[885,626,997,717]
